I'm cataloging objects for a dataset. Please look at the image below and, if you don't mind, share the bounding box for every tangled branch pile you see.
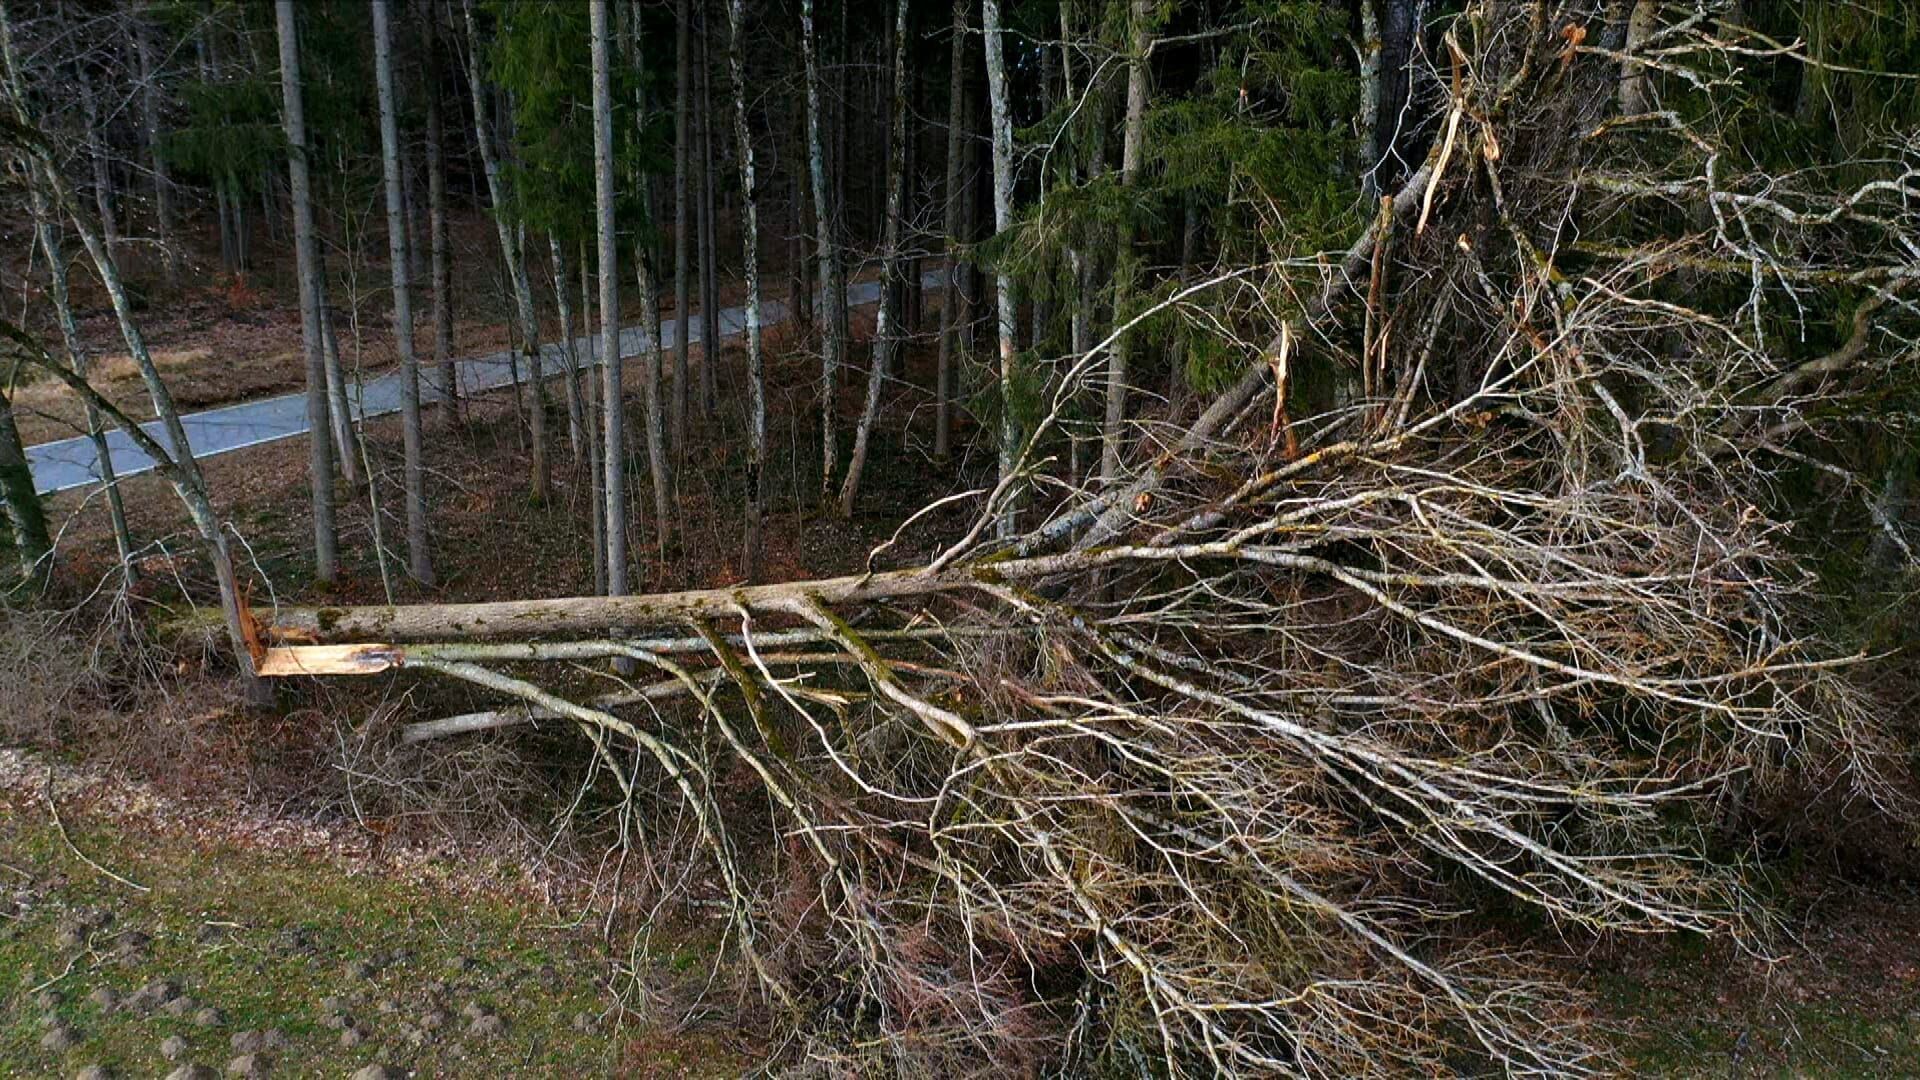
[266,3,1917,1075]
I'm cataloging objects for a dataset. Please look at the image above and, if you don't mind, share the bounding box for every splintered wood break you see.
[257,644,405,677]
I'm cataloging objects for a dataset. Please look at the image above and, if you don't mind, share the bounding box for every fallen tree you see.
[248,4,1916,1076]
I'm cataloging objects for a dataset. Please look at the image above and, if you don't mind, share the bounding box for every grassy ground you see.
[0,800,756,1077]
[1589,885,1920,1077]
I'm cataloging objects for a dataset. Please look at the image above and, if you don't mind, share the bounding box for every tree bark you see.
[581,243,607,596]
[634,249,675,557]
[590,0,629,600]
[1101,0,1151,488]
[215,180,236,276]
[2,1,267,702]
[626,6,674,558]
[0,384,49,585]
[1619,0,1658,115]
[1372,0,1420,192]
[982,0,1019,537]
[726,0,766,579]
[800,0,846,499]
[934,0,968,463]
[29,177,134,572]
[697,14,721,418]
[549,238,587,464]
[672,0,692,458]
[461,0,549,502]
[316,283,362,490]
[79,71,120,264]
[134,17,180,287]
[837,0,907,517]
[1359,0,1382,195]
[423,1,461,425]
[373,0,433,586]
[274,0,339,583]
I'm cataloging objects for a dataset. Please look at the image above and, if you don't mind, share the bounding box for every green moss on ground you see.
[0,811,752,1077]
[1595,909,1920,1077]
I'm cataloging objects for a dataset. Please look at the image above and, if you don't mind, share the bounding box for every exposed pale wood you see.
[258,645,405,677]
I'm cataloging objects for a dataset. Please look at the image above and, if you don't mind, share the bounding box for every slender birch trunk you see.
[3,0,265,701]
[725,0,766,579]
[1060,2,1087,484]
[671,0,692,459]
[549,239,587,463]
[317,284,362,490]
[30,185,135,571]
[934,0,968,463]
[837,0,907,517]
[461,0,548,502]
[134,18,180,288]
[230,174,251,271]
[274,0,339,582]
[800,0,846,497]
[215,179,236,276]
[697,18,721,418]
[625,6,674,556]
[590,0,628,600]
[79,72,120,263]
[634,251,674,556]
[1100,0,1150,488]
[373,0,433,585]
[423,3,460,425]
[982,0,1019,537]
[582,244,607,595]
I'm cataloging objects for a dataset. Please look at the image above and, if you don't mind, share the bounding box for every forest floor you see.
[10,244,1920,1077]
[0,748,755,1078]
[2,741,1916,1078]
[1592,880,1920,1075]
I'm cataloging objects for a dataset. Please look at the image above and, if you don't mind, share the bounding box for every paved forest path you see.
[29,270,942,496]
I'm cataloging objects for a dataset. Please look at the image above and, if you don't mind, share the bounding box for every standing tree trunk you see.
[838,0,907,517]
[549,239,588,464]
[1100,0,1151,488]
[230,174,251,271]
[30,184,135,572]
[628,5,674,557]
[274,0,338,583]
[4,0,266,702]
[981,0,1019,537]
[1372,0,1420,192]
[634,251,674,557]
[581,243,607,595]
[671,0,692,459]
[215,178,236,276]
[461,0,549,502]
[134,18,180,287]
[1359,0,1382,195]
[800,0,846,500]
[697,18,721,418]
[725,0,766,579]
[316,281,362,490]
[576,243,606,591]
[591,0,628,600]
[79,72,120,264]
[423,1,461,425]
[1619,0,1659,115]
[934,0,968,463]
[374,0,433,586]
[0,384,50,586]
